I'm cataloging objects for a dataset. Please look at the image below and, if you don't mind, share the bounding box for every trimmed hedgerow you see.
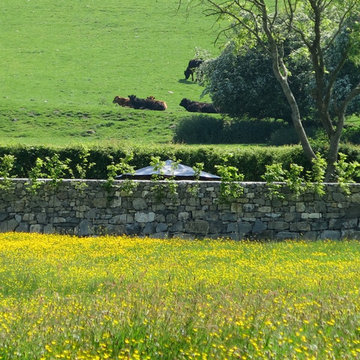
[0,143,359,181]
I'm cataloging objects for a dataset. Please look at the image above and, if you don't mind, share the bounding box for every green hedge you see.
[173,115,288,144]
[0,143,359,181]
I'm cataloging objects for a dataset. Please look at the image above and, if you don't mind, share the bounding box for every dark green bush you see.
[174,115,287,144]
[342,125,360,145]
[269,125,319,146]
[173,115,224,144]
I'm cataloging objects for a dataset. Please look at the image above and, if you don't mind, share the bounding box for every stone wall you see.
[0,179,359,240]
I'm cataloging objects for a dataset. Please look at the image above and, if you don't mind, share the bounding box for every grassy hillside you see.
[0,0,223,146]
[1,0,218,110]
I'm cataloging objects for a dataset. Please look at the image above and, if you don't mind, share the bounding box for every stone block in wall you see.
[0,213,7,222]
[301,213,322,219]
[311,222,328,231]
[133,198,147,210]
[342,230,360,240]
[230,203,243,213]
[36,213,47,224]
[227,223,238,233]
[185,220,209,235]
[302,231,318,240]
[332,192,346,202]
[77,220,91,236]
[329,218,345,230]
[135,212,155,223]
[265,213,281,218]
[319,230,341,240]
[110,198,122,208]
[126,223,141,235]
[169,222,184,233]
[296,203,306,212]
[156,223,168,233]
[276,231,300,240]
[258,206,272,213]
[252,220,267,234]
[221,213,238,222]
[284,213,298,222]
[290,222,311,232]
[268,221,289,231]
[345,205,360,219]
[143,223,155,235]
[201,197,213,206]
[314,201,327,213]
[93,197,107,208]
[17,223,29,232]
[350,193,360,203]
[253,198,266,206]
[43,224,55,234]
[178,212,190,221]
[238,222,252,235]
[0,219,18,232]
[155,214,165,223]
[30,224,42,233]
[166,214,177,223]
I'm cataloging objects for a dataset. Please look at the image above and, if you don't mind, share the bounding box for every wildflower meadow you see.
[0,233,360,359]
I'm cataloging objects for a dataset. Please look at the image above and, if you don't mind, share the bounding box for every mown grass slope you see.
[0,0,221,145]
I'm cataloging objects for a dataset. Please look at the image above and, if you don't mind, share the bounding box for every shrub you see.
[173,115,287,144]
[342,125,360,145]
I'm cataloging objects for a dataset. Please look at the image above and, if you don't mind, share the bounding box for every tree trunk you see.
[270,56,317,162]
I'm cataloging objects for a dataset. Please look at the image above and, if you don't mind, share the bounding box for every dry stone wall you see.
[0,179,359,240]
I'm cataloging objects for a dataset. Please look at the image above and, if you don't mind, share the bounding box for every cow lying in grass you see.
[184,59,203,81]
[179,98,218,113]
[113,95,167,111]
[128,95,167,111]
[113,96,131,107]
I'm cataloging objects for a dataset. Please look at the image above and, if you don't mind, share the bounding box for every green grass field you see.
[1,0,359,149]
[0,0,224,146]
[2,233,360,359]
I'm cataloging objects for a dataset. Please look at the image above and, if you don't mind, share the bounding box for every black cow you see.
[184,59,203,81]
[179,98,218,113]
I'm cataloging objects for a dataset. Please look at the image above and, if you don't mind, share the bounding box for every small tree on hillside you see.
[181,0,360,180]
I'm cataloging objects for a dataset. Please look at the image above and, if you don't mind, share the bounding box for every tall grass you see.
[1,233,360,359]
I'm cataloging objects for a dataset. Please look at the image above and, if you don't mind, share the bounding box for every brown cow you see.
[113,96,131,107]
[179,98,218,113]
[128,95,167,111]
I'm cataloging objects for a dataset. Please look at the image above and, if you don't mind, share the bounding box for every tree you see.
[182,0,360,179]
[199,41,314,122]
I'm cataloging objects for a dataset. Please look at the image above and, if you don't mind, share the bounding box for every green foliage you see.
[104,153,137,195]
[0,155,16,191]
[199,41,314,122]
[72,146,95,180]
[334,153,360,195]
[150,157,179,202]
[43,154,72,189]
[26,158,46,194]
[342,126,360,145]
[0,144,358,183]
[187,162,204,196]
[174,115,288,144]
[262,163,287,200]
[215,156,244,203]
[261,152,360,199]
[308,154,327,197]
